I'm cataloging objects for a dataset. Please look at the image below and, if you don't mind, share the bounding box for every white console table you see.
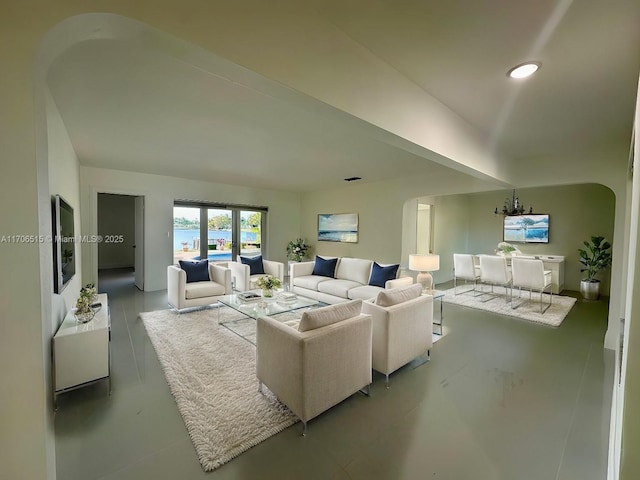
[511,255,565,294]
[52,293,111,409]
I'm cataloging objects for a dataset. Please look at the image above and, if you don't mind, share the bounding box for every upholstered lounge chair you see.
[167,261,232,311]
[256,300,372,435]
[361,283,433,387]
[227,255,284,292]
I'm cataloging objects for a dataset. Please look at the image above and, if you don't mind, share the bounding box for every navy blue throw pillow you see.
[240,255,265,276]
[312,256,338,278]
[179,260,210,283]
[369,262,399,287]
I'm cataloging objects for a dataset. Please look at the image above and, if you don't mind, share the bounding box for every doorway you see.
[97,193,145,291]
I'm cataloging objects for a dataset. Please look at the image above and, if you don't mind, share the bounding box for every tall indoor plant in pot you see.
[578,236,612,300]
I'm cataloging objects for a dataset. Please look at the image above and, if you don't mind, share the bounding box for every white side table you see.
[52,293,111,409]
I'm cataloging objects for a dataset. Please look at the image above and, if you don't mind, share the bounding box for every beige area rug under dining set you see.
[440,285,577,327]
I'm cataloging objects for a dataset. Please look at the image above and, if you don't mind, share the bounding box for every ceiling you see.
[46,1,640,193]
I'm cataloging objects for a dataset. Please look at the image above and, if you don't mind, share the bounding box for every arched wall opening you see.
[402,183,616,295]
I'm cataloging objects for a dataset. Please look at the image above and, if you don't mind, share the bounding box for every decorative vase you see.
[262,289,273,298]
[74,309,95,324]
[580,280,600,300]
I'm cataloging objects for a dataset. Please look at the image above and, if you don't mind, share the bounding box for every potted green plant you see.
[578,236,612,300]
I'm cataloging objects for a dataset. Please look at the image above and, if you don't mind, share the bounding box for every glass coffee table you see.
[217,292,319,324]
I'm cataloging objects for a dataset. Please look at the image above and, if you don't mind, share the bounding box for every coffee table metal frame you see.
[217,292,319,324]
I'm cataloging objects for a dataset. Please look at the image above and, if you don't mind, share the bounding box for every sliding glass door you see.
[173,203,266,264]
[207,208,233,261]
[173,205,201,264]
[240,210,262,257]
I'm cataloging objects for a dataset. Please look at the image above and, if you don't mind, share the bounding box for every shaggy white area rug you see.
[140,307,298,471]
[440,286,576,327]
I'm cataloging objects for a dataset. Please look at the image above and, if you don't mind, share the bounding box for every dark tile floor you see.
[54,269,613,479]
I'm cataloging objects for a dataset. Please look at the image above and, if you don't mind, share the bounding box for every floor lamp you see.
[409,254,440,294]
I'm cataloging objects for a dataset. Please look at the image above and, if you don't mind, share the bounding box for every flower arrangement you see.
[496,242,521,256]
[256,275,282,297]
[80,282,97,301]
[286,238,310,262]
[75,283,97,323]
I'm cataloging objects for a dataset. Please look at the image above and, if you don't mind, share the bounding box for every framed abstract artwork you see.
[318,213,358,243]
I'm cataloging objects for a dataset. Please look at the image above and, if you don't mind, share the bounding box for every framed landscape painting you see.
[318,213,358,243]
[503,214,550,243]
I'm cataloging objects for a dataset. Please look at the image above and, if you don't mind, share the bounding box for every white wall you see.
[616,79,640,480]
[80,167,302,291]
[97,193,135,269]
[47,88,82,326]
[423,195,473,286]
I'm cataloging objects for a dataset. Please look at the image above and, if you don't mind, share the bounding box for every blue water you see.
[318,230,358,242]
[173,229,257,250]
[504,227,549,243]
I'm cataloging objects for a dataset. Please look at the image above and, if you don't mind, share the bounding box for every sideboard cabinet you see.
[52,293,111,408]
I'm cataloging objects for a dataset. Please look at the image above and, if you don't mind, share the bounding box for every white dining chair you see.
[453,254,481,296]
[511,257,553,313]
[478,255,512,303]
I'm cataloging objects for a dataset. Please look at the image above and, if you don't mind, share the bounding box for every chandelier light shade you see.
[408,254,440,293]
[494,189,533,216]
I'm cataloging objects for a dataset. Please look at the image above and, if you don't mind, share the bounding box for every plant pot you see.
[580,279,600,300]
[262,289,273,298]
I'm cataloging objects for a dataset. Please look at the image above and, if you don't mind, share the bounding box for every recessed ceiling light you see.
[507,62,541,79]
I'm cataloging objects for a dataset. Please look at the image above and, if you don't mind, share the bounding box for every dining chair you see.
[478,255,512,303]
[453,254,481,296]
[511,257,553,313]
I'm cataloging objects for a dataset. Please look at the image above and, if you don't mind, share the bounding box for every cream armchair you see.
[256,300,372,435]
[227,256,284,291]
[361,284,433,388]
[167,262,231,311]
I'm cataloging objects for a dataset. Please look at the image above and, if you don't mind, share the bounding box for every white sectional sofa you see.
[290,256,412,304]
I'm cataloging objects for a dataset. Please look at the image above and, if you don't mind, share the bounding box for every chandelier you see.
[494,189,533,215]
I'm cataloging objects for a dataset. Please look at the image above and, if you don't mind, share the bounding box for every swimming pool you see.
[191,252,233,261]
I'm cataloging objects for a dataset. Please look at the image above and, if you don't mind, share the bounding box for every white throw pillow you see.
[375,283,423,307]
[298,299,362,332]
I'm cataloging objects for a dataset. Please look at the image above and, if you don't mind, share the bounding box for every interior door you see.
[134,196,144,290]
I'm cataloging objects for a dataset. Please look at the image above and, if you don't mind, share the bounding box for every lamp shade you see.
[408,254,440,272]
